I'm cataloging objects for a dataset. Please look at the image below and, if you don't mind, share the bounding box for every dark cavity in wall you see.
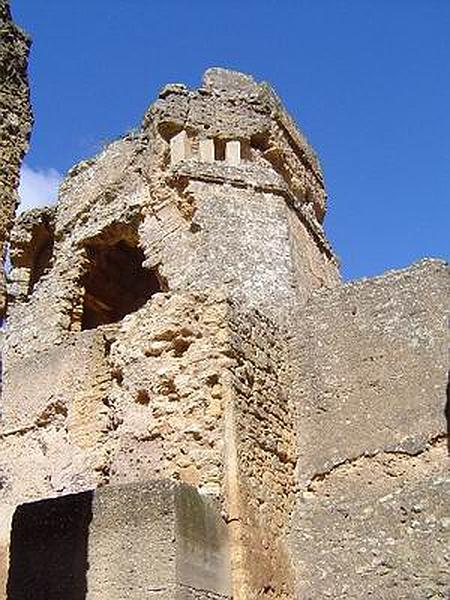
[214,139,226,161]
[81,238,163,330]
[7,491,93,600]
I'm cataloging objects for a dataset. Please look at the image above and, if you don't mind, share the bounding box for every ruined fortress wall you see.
[0,287,294,599]
[3,68,339,433]
[0,0,33,316]
[289,259,450,599]
[4,68,339,381]
[223,308,296,599]
[0,68,340,597]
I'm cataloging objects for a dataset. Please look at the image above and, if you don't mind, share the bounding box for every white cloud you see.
[18,164,63,213]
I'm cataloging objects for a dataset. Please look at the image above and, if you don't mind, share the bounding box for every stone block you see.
[291,446,450,599]
[225,141,240,166]
[202,68,259,95]
[170,131,191,165]
[199,139,215,163]
[290,259,450,598]
[6,481,231,600]
[1,330,110,432]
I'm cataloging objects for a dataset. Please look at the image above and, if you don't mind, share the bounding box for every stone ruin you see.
[0,0,32,318]
[0,3,449,598]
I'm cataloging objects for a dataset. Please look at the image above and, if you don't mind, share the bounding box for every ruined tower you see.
[2,66,342,599]
[0,27,449,600]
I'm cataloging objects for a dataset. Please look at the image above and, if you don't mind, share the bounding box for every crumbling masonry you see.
[0,0,32,317]
[0,4,449,599]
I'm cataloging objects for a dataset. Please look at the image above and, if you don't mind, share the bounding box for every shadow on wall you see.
[7,492,93,600]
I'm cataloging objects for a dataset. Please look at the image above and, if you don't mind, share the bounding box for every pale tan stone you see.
[199,138,215,162]
[225,140,241,166]
[170,130,190,164]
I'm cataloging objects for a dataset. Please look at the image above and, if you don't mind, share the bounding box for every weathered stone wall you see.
[0,287,296,598]
[289,259,450,598]
[5,69,339,387]
[143,67,339,320]
[0,291,225,501]
[2,70,338,510]
[105,292,229,493]
[4,68,336,327]
[223,307,296,599]
[0,0,33,316]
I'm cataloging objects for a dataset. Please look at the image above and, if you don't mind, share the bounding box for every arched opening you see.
[80,238,163,330]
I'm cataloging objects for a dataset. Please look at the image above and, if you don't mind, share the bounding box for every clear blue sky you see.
[12,0,450,280]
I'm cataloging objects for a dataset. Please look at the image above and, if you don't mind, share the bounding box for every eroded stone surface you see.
[292,445,449,599]
[291,259,449,485]
[0,0,33,316]
[289,259,450,598]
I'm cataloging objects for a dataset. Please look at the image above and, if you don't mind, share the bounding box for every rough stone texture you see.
[293,446,449,600]
[0,289,295,598]
[0,66,448,599]
[0,0,33,316]
[290,259,450,598]
[223,308,296,600]
[6,481,231,600]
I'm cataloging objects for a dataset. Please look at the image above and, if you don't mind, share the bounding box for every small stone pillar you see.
[225,140,241,166]
[170,130,191,165]
[199,139,215,163]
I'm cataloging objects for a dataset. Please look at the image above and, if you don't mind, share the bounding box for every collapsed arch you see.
[79,224,165,330]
